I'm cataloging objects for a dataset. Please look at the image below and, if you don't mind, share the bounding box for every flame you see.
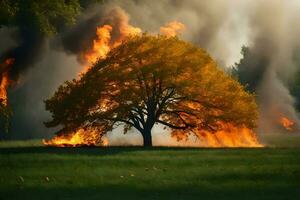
[0,72,9,106]
[43,129,107,147]
[160,21,186,37]
[101,137,109,147]
[81,21,141,73]
[82,25,113,72]
[81,20,185,73]
[0,58,15,105]
[279,116,294,131]
[173,123,263,148]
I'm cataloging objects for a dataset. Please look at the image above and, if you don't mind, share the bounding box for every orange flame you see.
[173,123,263,148]
[82,25,113,72]
[279,116,294,131]
[81,21,141,73]
[0,72,9,105]
[43,129,108,147]
[0,58,15,106]
[197,125,262,147]
[160,21,186,37]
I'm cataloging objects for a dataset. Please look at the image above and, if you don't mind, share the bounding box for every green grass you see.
[0,140,300,200]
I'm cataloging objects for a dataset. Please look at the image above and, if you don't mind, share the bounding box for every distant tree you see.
[45,35,258,147]
[289,52,300,111]
[233,46,300,111]
[231,46,269,93]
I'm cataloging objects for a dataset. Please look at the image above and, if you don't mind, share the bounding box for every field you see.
[0,140,300,200]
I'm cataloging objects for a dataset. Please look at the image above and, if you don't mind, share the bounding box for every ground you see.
[0,139,300,200]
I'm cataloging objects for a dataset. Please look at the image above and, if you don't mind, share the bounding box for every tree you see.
[45,35,258,147]
[231,46,269,93]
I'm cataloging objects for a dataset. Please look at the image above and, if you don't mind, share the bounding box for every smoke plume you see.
[235,1,300,133]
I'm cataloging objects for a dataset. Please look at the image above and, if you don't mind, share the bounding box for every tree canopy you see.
[0,0,83,35]
[45,35,258,146]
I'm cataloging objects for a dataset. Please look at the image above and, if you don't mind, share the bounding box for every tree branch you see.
[156,119,191,130]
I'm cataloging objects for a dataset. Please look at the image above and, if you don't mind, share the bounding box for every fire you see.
[0,72,9,106]
[84,25,113,68]
[81,18,141,73]
[43,129,107,147]
[279,116,294,131]
[197,125,262,147]
[0,58,15,106]
[82,20,185,73]
[160,21,186,37]
[173,123,263,148]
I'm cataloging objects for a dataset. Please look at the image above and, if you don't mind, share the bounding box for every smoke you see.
[106,126,201,147]
[1,0,300,142]
[54,6,141,64]
[0,27,18,56]
[1,31,45,82]
[6,42,81,139]
[103,0,251,67]
[235,1,300,133]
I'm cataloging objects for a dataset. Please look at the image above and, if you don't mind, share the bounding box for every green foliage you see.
[0,0,82,35]
[45,35,258,144]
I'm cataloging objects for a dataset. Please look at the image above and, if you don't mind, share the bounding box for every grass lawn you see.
[0,140,300,200]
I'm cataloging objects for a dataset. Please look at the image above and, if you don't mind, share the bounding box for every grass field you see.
[0,140,300,200]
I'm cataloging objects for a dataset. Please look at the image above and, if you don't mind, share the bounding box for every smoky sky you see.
[1,0,300,139]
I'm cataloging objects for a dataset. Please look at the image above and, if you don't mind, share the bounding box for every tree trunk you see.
[142,128,153,147]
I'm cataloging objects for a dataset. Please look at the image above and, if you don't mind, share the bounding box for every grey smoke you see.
[0,27,18,56]
[6,41,81,139]
[235,1,300,133]
[54,6,139,64]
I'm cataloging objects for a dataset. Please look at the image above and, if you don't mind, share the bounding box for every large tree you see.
[45,35,257,147]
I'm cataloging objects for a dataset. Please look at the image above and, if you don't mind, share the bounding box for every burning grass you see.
[42,129,108,147]
[0,140,299,200]
[43,123,262,148]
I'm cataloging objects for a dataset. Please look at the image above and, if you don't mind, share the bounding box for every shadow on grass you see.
[0,146,269,156]
[0,146,145,156]
[1,184,298,200]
